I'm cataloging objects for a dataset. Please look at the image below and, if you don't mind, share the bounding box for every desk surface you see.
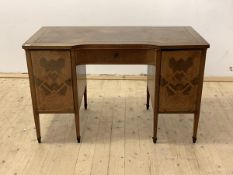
[23,26,209,50]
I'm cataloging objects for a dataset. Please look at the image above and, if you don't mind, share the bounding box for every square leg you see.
[75,111,81,143]
[192,111,200,143]
[146,87,150,110]
[33,111,41,143]
[153,112,158,143]
[84,86,87,110]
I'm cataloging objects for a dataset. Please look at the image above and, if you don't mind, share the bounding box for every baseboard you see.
[0,73,233,82]
[0,73,29,78]
[204,76,233,82]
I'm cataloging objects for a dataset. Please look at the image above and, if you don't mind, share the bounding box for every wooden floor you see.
[0,78,233,175]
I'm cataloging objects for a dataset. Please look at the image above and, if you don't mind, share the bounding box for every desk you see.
[22,26,209,143]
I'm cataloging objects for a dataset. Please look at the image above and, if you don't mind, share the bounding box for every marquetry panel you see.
[159,50,202,112]
[30,50,74,112]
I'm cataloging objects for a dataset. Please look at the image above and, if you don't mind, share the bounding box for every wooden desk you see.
[22,26,209,143]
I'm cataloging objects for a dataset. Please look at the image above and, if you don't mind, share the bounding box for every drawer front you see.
[76,49,155,64]
[30,50,74,112]
[159,50,202,112]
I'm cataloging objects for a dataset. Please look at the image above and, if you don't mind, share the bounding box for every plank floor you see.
[0,78,233,175]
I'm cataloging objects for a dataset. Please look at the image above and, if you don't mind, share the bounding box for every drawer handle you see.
[113,52,119,58]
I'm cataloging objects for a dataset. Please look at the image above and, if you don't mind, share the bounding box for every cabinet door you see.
[30,50,74,112]
[159,50,202,112]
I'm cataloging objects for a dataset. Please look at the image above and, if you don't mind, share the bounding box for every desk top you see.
[22,26,209,50]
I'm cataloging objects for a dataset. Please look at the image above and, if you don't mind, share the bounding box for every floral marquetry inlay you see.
[34,58,72,96]
[31,50,74,112]
[159,50,202,112]
[160,57,199,96]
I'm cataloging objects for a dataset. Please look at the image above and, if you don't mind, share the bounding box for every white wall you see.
[0,0,233,76]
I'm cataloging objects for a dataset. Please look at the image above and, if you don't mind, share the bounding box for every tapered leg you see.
[152,112,158,143]
[192,111,200,143]
[84,86,87,110]
[33,111,41,143]
[146,87,150,110]
[75,111,81,143]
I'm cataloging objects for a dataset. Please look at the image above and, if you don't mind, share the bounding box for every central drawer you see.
[76,49,156,64]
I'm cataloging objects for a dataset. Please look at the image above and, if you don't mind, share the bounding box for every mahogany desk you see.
[22,26,209,143]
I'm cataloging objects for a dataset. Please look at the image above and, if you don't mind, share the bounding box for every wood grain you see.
[159,50,202,112]
[22,26,209,50]
[30,50,74,112]
[22,26,209,143]
[76,48,156,64]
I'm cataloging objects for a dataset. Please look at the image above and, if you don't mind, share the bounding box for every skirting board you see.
[0,73,233,82]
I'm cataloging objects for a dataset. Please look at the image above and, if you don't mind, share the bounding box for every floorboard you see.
[0,79,233,175]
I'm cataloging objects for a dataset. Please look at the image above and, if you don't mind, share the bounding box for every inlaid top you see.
[22,26,209,49]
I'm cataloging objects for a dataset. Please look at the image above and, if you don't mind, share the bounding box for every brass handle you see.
[113,52,119,58]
